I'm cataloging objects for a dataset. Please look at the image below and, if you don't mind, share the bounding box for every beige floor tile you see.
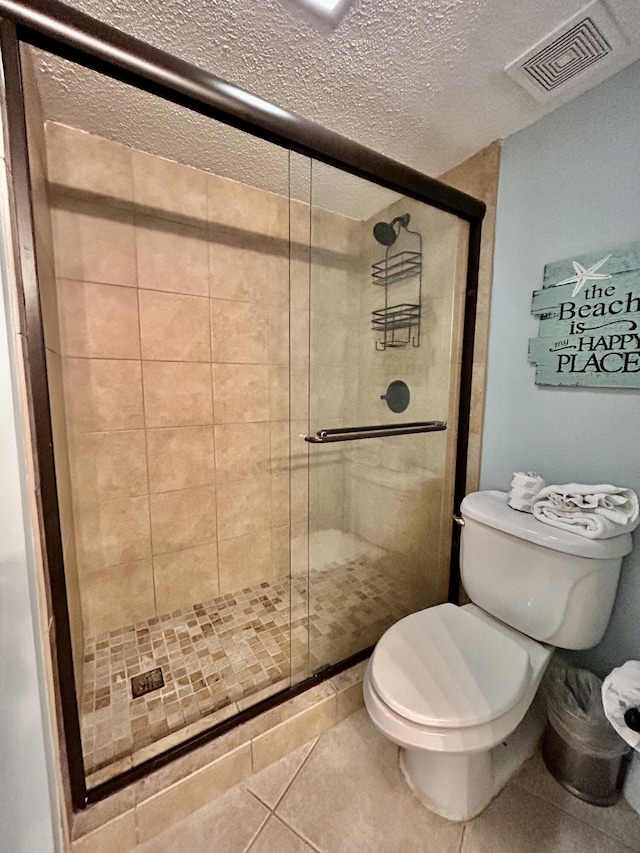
[462,784,635,853]
[134,785,269,853]
[513,751,640,851]
[276,709,463,853]
[249,815,317,853]
[244,739,318,809]
[72,810,136,853]
[136,743,252,842]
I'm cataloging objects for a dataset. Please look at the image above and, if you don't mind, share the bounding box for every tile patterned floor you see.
[81,559,414,782]
[131,709,640,853]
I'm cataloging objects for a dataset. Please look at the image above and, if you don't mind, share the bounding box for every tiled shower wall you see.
[44,123,365,640]
[22,64,85,689]
[46,121,291,638]
[351,200,468,605]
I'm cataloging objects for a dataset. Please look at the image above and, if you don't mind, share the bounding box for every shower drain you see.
[131,667,164,699]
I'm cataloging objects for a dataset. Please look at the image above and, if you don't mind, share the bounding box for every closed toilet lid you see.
[370,603,530,728]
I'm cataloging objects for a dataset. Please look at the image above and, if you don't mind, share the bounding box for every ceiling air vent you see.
[505,1,628,102]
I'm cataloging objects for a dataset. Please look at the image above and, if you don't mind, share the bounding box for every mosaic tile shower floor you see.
[81,556,415,785]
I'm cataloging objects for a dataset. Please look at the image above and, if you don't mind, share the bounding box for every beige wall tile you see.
[251,696,337,773]
[212,363,270,423]
[209,236,280,304]
[214,422,270,482]
[63,358,144,433]
[146,426,214,493]
[218,529,272,594]
[271,525,290,577]
[139,289,210,362]
[336,682,365,722]
[208,173,288,239]
[271,473,289,528]
[216,477,271,540]
[149,486,216,554]
[132,150,207,223]
[81,559,154,635]
[270,421,289,476]
[269,303,289,365]
[46,122,133,205]
[136,743,252,843]
[290,469,308,525]
[269,364,289,421]
[209,239,251,301]
[269,265,289,307]
[71,810,136,853]
[76,495,151,571]
[142,361,213,428]
[70,430,148,503]
[46,351,85,681]
[58,279,140,359]
[37,245,61,354]
[153,543,218,612]
[290,368,308,421]
[210,298,269,364]
[290,258,310,313]
[51,200,136,287]
[135,214,209,296]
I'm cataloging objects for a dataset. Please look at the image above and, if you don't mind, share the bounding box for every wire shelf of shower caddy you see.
[371,251,422,287]
[371,303,421,349]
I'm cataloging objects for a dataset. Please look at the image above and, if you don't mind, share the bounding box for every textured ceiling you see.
[31,0,640,218]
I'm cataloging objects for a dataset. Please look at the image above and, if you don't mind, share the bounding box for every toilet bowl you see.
[364,490,632,821]
[364,602,552,820]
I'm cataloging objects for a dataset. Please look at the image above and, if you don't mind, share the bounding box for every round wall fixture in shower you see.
[381,380,410,413]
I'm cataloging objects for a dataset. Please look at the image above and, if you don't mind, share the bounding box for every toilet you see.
[364,489,633,821]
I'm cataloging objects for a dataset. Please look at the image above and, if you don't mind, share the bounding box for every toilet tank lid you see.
[460,490,632,559]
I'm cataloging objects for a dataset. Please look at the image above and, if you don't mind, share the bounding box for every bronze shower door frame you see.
[0,0,485,811]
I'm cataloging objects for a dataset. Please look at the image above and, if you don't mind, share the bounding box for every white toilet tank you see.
[460,490,633,649]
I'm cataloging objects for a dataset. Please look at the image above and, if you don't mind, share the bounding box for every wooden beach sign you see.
[529,241,640,387]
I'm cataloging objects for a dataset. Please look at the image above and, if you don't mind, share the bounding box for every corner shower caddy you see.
[371,213,423,350]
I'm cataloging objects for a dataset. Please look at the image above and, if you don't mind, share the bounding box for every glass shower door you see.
[302,160,470,673]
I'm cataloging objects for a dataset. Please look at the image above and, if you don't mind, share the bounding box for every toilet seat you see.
[369,603,530,729]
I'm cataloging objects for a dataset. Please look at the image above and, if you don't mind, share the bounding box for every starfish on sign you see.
[555,254,612,297]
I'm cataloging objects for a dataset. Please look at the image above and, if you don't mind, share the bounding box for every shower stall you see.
[0,0,484,810]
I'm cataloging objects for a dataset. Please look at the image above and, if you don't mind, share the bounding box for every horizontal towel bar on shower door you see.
[303,421,447,443]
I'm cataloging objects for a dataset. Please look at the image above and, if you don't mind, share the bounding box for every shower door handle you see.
[303,421,446,443]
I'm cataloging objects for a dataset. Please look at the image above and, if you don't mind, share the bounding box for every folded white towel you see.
[531,484,639,539]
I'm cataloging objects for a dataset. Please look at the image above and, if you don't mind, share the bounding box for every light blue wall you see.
[481,60,640,677]
[0,186,58,848]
